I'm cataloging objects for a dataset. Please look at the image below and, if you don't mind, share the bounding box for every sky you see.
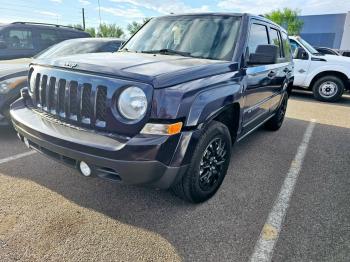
[0,0,350,32]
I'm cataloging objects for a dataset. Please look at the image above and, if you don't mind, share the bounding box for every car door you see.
[242,21,281,132]
[0,27,35,59]
[267,27,291,111]
[289,38,311,86]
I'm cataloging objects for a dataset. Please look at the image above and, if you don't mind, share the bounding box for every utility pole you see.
[82,8,86,30]
[98,0,102,27]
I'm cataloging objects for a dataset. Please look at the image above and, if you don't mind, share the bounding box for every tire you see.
[171,121,232,203]
[265,95,288,131]
[312,75,344,102]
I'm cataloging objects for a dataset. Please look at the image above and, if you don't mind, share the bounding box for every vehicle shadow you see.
[0,118,348,260]
[291,89,350,107]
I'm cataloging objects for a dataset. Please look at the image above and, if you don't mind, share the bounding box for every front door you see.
[290,39,311,86]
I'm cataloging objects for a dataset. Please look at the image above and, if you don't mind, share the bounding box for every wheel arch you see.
[308,70,350,90]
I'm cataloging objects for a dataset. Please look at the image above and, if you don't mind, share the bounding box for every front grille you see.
[31,73,108,128]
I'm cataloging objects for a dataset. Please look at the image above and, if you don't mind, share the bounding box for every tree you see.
[127,18,150,35]
[85,27,96,37]
[265,8,304,35]
[97,23,124,38]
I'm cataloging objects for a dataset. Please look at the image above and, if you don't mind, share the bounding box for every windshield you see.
[35,40,116,59]
[122,15,241,61]
[298,37,319,54]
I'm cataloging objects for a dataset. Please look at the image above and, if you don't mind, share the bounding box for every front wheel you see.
[312,76,344,102]
[171,121,232,203]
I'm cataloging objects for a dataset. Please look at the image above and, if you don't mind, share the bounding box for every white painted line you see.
[0,151,37,165]
[250,119,316,262]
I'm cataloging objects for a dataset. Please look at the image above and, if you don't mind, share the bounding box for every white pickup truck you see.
[289,36,350,102]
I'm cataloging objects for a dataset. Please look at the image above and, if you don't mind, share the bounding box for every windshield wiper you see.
[141,49,191,57]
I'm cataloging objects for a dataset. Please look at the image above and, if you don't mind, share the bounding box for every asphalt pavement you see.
[0,90,349,261]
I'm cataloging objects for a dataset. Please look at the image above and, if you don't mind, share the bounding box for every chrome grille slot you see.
[48,77,56,113]
[39,75,48,110]
[81,84,92,124]
[95,86,107,127]
[69,81,78,121]
[34,73,40,105]
[58,79,66,117]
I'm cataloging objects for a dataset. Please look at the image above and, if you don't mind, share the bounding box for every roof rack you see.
[11,22,84,31]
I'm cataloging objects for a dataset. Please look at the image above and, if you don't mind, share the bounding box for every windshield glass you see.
[298,37,318,54]
[35,40,111,59]
[122,15,241,61]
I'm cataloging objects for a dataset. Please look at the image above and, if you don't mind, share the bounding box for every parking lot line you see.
[250,119,316,262]
[0,151,37,165]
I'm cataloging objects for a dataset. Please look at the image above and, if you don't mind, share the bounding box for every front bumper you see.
[10,98,199,189]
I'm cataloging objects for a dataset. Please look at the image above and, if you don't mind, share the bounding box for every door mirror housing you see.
[294,47,309,60]
[247,45,278,65]
[0,40,7,49]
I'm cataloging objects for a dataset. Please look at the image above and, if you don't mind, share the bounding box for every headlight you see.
[118,86,147,120]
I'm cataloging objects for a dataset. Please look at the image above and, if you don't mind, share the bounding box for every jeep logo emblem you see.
[64,62,78,69]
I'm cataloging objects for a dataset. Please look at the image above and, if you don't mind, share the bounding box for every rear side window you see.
[281,32,292,61]
[269,28,282,58]
[39,29,59,49]
[5,29,34,49]
[248,23,269,55]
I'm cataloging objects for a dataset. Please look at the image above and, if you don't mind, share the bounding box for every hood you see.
[32,52,238,88]
[0,63,29,81]
[321,54,350,64]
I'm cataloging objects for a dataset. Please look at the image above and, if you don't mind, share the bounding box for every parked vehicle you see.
[11,13,293,203]
[290,36,350,102]
[0,38,124,125]
[314,46,340,56]
[0,22,90,60]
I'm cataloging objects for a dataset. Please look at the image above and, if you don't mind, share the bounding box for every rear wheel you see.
[172,121,232,203]
[312,75,344,102]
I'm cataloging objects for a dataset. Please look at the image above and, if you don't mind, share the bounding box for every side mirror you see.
[247,45,278,65]
[0,40,7,49]
[294,47,308,60]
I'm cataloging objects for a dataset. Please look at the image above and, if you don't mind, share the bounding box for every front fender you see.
[150,71,244,127]
[304,65,350,87]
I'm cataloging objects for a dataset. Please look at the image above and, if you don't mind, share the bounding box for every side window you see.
[247,23,269,56]
[269,28,282,58]
[289,39,302,57]
[5,29,33,49]
[281,32,292,61]
[39,30,59,49]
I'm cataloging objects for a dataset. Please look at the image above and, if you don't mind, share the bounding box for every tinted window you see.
[289,39,302,57]
[100,41,123,52]
[124,16,241,61]
[39,29,59,49]
[36,40,109,59]
[4,29,33,49]
[270,28,282,58]
[248,23,269,55]
[281,32,291,60]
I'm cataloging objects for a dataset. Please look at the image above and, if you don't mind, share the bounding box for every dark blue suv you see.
[10,13,293,203]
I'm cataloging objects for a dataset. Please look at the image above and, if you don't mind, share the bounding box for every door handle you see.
[268,71,276,78]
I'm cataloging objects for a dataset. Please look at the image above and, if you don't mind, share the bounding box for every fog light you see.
[79,161,92,177]
[23,137,30,148]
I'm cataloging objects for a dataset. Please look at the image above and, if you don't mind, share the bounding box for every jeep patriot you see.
[10,13,293,203]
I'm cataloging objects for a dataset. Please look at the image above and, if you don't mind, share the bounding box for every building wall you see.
[340,12,350,50]
[299,13,346,49]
